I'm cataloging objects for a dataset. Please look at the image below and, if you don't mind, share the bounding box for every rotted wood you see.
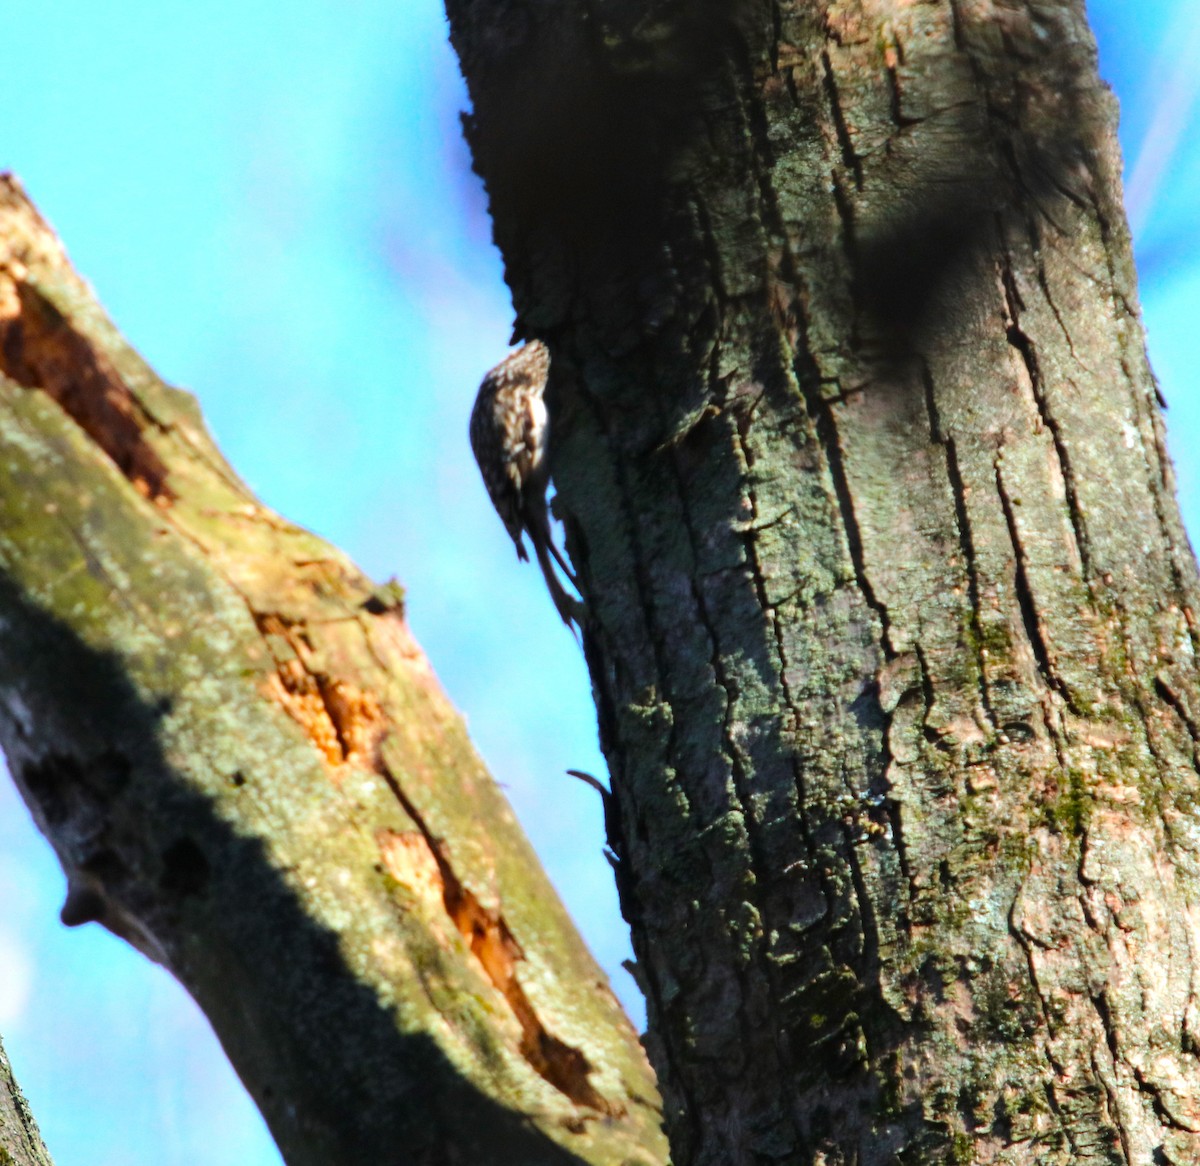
[449,0,1200,1162]
[0,176,666,1166]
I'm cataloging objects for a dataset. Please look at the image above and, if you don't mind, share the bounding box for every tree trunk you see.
[0,1037,54,1166]
[0,177,666,1166]
[449,0,1200,1161]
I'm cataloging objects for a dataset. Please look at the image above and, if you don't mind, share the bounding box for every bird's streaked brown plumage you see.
[470,341,579,628]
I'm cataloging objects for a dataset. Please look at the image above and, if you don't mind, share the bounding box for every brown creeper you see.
[470,340,581,628]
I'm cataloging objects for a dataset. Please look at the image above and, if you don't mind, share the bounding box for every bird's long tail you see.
[527,495,582,634]
[532,536,582,635]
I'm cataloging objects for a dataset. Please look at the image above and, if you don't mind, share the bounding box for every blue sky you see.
[1,4,1198,1163]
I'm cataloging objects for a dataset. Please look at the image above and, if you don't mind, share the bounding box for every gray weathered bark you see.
[0,177,666,1166]
[449,0,1200,1161]
[0,1037,54,1166]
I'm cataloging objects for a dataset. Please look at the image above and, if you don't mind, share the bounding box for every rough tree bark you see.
[0,179,666,1166]
[450,0,1200,1162]
[0,1037,54,1166]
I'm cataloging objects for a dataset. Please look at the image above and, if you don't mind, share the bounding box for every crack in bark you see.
[809,396,895,659]
[691,195,731,314]
[1089,986,1196,1152]
[1154,675,1200,775]
[873,680,913,898]
[999,240,1094,588]
[994,458,1073,709]
[921,357,1000,734]
[767,0,783,75]
[376,758,619,1117]
[883,40,907,130]
[821,50,863,191]
[1109,590,1200,859]
[1028,239,1084,368]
